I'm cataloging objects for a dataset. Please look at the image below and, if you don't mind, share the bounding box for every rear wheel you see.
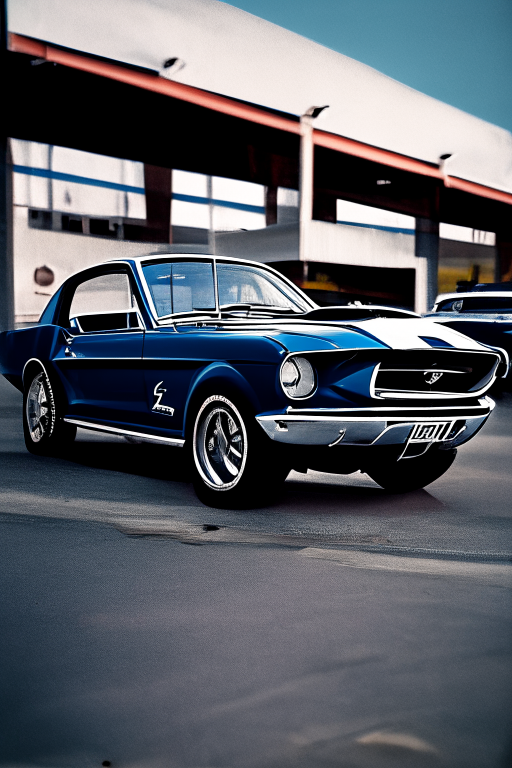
[23,369,76,455]
[366,446,457,492]
[191,394,288,508]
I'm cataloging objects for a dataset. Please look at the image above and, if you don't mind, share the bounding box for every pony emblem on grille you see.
[424,371,444,385]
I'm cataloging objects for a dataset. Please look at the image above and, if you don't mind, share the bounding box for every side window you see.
[69,273,136,319]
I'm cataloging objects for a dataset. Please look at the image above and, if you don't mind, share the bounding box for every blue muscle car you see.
[0,255,507,508]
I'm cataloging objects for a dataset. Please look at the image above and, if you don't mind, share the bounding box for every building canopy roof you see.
[8,0,512,195]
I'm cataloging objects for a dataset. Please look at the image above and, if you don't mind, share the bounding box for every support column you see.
[0,0,14,332]
[496,229,512,282]
[207,175,215,254]
[265,185,277,226]
[415,217,439,313]
[299,114,314,264]
[143,164,173,243]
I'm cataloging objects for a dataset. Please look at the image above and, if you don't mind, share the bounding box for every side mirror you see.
[71,310,141,333]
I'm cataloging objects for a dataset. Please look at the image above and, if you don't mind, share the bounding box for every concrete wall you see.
[13,206,154,324]
[214,223,299,263]
[215,220,417,268]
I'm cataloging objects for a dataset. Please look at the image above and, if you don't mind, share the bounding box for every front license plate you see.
[410,422,446,442]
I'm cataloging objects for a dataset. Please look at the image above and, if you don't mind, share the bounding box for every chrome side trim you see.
[64,418,185,446]
[55,357,142,361]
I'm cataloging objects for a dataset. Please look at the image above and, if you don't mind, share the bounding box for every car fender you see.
[183,361,262,435]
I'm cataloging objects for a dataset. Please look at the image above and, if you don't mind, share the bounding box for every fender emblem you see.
[152,381,175,415]
[424,371,443,385]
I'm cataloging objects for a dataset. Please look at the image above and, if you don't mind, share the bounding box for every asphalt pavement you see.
[1,375,512,768]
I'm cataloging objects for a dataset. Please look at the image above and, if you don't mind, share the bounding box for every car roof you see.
[117,253,268,266]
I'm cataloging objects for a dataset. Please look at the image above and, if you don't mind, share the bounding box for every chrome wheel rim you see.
[26,373,51,443]
[194,397,247,490]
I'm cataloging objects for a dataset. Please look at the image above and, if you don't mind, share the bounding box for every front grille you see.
[372,350,499,399]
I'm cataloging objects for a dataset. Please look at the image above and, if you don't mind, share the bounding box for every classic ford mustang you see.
[0,254,507,507]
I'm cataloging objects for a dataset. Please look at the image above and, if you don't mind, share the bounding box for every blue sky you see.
[227,0,512,133]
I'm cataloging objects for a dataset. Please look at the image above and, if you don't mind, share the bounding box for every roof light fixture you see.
[161,57,186,78]
[303,105,329,119]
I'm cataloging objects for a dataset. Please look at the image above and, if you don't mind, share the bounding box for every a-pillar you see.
[415,218,439,314]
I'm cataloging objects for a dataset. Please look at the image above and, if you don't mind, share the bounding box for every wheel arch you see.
[22,358,50,388]
[183,362,261,438]
[22,357,70,415]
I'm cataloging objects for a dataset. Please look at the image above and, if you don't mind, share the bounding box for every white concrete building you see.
[2,0,511,326]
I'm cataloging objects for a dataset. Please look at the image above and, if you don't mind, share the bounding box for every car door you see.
[141,259,217,436]
[53,269,147,427]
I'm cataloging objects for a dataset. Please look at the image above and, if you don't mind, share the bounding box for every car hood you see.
[253,317,492,354]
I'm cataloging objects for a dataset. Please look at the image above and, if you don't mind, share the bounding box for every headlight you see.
[280,356,315,398]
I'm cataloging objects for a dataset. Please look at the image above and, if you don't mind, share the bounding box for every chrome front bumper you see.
[256,397,494,451]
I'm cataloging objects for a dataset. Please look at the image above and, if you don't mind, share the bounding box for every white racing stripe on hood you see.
[349,318,489,351]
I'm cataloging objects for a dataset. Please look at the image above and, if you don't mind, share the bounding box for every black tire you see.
[366,446,457,493]
[191,393,288,509]
[23,368,76,456]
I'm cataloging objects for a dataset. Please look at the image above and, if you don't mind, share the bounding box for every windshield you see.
[142,261,217,318]
[217,263,310,313]
[437,296,512,314]
[142,259,311,318]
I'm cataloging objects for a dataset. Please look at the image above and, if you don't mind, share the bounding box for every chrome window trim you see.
[67,261,151,329]
[214,256,317,311]
[64,418,185,446]
[135,254,317,326]
[138,256,218,323]
[134,258,172,325]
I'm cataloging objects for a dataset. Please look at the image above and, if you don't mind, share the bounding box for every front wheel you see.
[23,368,76,456]
[366,446,457,493]
[191,394,288,508]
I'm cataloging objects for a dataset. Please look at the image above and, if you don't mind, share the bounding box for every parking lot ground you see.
[1,376,512,767]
